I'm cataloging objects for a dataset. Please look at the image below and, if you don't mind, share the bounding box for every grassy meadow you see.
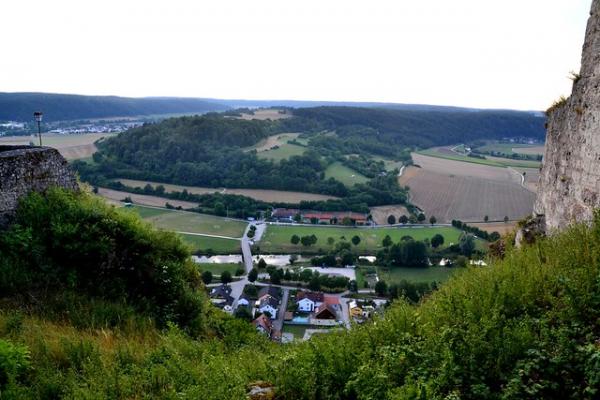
[259,224,463,254]
[179,234,241,254]
[323,162,369,186]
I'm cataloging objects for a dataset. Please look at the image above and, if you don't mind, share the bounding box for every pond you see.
[193,254,309,266]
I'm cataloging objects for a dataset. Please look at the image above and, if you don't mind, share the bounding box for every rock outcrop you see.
[0,145,78,227]
[535,0,600,231]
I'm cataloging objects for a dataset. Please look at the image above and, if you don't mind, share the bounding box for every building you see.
[257,296,279,319]
[270,208,369,226]
[296,291,324,312]
[252,314,272,337]
[209,284,234,310]
[313,303,337,320]
[349,300,363,318]
[258,286,281,303]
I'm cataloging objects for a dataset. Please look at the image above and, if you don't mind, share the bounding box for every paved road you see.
[272,288,289,332]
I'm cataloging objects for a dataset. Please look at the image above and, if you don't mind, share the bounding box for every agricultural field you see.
[256,142,306,162]
[116,179,339,202]
[97,188,198,209]
[376,266,458,285]
[246,132,301,152]
[258,224,464,255]
[324,162,369,186]
[130,206,247,237]
[408,154,520,183]
[370,204,410,225]
[0,132,115,160]
[400,166,535,223]
[509,167,541,192]
[470,221,518,235]
[474,142,543,155]
[179,234,241,254]
[234,109,292,120]
[417,146,541,169]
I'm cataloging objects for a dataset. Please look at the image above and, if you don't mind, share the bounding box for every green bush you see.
[0,339,30,389]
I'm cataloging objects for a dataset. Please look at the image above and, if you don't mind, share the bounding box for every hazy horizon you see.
[0,0,592,111]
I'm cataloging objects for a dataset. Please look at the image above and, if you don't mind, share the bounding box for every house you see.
[349,300,363,318]
[237,293,251,308]
[296,291,324,312]
[314,303,337,320]
[258,286,281,303]
[252,314,272,337]
[209,284,234,310]
[258,296,279,319]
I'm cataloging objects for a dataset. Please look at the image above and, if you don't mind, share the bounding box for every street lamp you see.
[33,111,43,146]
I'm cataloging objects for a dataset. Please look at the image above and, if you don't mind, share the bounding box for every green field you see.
[259,225,463,255]
[179,234,241,254]
[475,142,542,155]
[324,162,369,186]
[417,148,541,169]
[196,262,243,276]
[376,266,458,285]
[256,143,306,162]
[131,206,247,237]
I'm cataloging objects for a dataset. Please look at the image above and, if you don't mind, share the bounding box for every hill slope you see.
[0,92,230,122]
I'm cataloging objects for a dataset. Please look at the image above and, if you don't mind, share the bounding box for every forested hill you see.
[0,93,230,122]
[293,106,546,147]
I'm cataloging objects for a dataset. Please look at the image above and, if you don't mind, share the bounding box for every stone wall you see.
[535,0,600,231]
[0,145,78,226]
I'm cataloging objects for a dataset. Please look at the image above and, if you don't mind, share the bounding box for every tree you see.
[290,235,300,245]
[429,216,437,225]
[248,268,258,283]
[289,254,298,265]
[382,235,393,248]
[348,280,358,293]
[387,215,396,225]
[327,237,335,246]
[459,235,476,257]
[309,275,321,291]
[270,269,282,285]
[431,234,444,248]
[220,270,232,285]
[504,216,509,223]
[234,306,253,321]
[351,235,361,246]
[417,213,426,223]
[484,215,489,223]
[247,229,255,239]
[214,202,226,216]
[375,280,388,296]
[294,213,302,223]
[201,271,213,285]
[258,258,267,269]
[409,215,417,224]
[399,215,408,224]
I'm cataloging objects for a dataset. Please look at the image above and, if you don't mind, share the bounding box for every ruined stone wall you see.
[535,0,600,231]
[0,146,78,226]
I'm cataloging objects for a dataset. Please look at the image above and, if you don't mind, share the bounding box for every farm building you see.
[271,208,369,225]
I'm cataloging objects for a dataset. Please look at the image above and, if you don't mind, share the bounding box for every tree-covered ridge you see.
[294,106,546,148]
[0,92,230,122]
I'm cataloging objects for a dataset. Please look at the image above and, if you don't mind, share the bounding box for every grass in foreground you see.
[259,224,463,254]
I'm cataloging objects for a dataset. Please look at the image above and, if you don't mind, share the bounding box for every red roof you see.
[323,295,340,306]
[297,291,324,303]
[253,314,272,332]
[314,304,337,319]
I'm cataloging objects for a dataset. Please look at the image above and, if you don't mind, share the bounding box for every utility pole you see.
[33,111,43,146]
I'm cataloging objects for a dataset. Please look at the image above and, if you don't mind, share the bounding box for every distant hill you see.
[0,93,231,122]
[0,92,544,123]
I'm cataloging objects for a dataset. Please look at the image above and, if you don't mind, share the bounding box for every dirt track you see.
[97,188,198,209]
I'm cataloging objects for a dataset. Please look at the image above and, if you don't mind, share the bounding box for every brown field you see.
[97,188,198,209]
[370,205,410,225]
[247,132,300,152]
[509,167,541,193]
[236,109,292,120]
[470,221,518,235]
[513,145,545,155]
[411,153,520,183]
[117,179,339,203]
[0,133,115,160]
[401,167,535,223]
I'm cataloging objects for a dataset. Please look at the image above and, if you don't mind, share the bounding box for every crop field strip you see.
[0,132,116,160]
[97,187,199,209]
[417,146,541,168]
[116,178,339,202]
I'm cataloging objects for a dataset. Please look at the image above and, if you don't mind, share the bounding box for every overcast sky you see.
[0,0,592,110]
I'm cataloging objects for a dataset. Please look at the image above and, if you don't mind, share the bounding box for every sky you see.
[0,0,592,110]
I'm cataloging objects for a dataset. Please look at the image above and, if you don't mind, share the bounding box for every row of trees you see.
[387,213,436,225]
